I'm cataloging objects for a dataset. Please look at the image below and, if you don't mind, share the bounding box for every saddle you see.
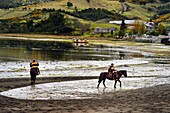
[107,72,119,80]
[107,72,114,80]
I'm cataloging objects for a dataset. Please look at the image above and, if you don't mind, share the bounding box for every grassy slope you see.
[0,0,167,29]
[0,0,157,20]
[0,9,31,19]
[31,0,121,11]
[64,14,118,32]
[122,3,155,21]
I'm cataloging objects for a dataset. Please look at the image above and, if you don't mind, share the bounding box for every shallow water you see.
[0,38,170,100]
[0,58,149,78]
[0,43,151,78]
[1,76,170,100]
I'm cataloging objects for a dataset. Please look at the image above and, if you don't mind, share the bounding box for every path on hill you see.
[119,2,129,14]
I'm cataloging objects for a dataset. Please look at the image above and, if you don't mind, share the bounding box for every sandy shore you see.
[0,33,170,112]
[0,77,170,113]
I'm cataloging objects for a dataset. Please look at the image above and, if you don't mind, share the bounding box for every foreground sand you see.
[0,77,170,113]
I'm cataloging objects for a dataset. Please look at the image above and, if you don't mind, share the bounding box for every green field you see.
[0,9,31,19]
[0,0,159,20]
[0,0,169,35]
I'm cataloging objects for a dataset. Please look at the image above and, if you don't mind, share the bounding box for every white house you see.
[93,27,117,34]
[109,20,154,30]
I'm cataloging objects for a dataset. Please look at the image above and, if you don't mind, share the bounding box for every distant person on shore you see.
[30,60,40,85]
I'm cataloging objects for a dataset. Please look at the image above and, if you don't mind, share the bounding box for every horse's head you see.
[119,70,127,77]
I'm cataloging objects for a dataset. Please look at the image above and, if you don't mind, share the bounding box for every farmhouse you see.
[93,27,117,34]
[109,20,155,31]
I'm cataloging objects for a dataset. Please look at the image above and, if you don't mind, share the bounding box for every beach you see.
[0,34,170,112]
[0,77,170,113]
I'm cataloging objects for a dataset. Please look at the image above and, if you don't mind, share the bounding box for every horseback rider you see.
[108,63,118,80]
[108,63,115,74]
[30,60,40,84]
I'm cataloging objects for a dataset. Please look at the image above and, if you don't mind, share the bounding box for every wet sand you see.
[0,77,170,113]
[0,34,170,112]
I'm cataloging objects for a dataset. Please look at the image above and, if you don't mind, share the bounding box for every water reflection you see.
[0,45,138,61]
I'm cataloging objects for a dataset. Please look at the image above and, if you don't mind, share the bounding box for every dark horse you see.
[97,70,127,88]
[30,68,40,85]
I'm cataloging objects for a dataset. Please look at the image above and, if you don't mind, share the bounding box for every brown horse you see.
[30,68,40,85]
[97,70,127,88]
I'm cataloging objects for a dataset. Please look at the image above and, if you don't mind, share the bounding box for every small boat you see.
[73,39,89,43]
[31,48,42,50]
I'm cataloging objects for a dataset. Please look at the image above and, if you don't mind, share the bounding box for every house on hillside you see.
[109,20,144,25]
[109,20,155,31]
[93,27,117,34]
[145,21,154,32]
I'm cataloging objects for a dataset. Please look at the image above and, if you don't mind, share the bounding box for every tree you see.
[119,0,126,2]
[128,30,133,37]
[119,19,126,38]
[151,14,158,20]
[111,30,114,36]
[27,20,34,31]
[34,11,72,34]
[72,19,91,35]
[9,22,20,33]
[158,23,164,35]
[67,2,73,8]
[86,0,90,3]
[138,22,146,36]
[133,20,140,34]
[74,6,78,13]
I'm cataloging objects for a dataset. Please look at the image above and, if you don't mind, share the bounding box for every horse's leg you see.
[31,76,35,85]
[118,80,121,87]
[33,75,36,84]
[114,80,117,88]
[30,74,34,85]
[97,80,102,88]
[103,79,106,88]
[31,80,34,85]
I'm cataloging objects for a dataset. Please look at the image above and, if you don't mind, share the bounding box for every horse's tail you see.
[98,72,103,83]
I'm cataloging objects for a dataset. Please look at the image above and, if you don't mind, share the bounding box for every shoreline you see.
[0,34,170,112]
[0,76,98,92]
[0,77,170,113]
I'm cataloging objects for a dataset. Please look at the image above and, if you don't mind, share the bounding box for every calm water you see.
[0,45,135,61]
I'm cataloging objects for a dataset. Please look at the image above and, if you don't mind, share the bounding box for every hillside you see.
[0,0,169,36]
[0,0,53,9]
[0,0,168,20]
